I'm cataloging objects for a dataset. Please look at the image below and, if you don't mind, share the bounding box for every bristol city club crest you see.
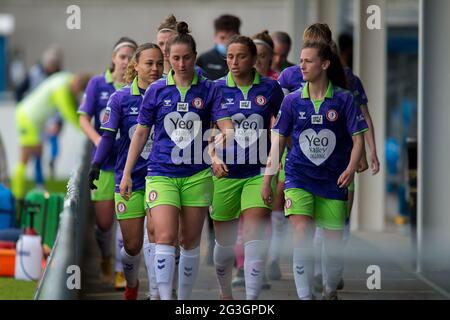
[192,97,204,109]
[149,190,158,202]
[255,95,267,106]
[326,109,338,122]
[116,202,127,214]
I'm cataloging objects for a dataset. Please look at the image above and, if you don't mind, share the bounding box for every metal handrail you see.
[34,139,91,300]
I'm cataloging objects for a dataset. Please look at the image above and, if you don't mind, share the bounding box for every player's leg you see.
[315,196,347,300]
[211,176,243,299]
[285,188,316,300]
[92,170,117,284]
[115,190,146,300]
[240,175,275,300]
[177,169,213,300]
[146,175,181,300]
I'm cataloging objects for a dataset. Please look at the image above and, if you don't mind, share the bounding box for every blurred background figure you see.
[270,31,294,74]
[14,44,64,101]
[13,44,65,185]
[11,72,90,201]
[252,30,279,79]
[8,47,26,93]
[196,14,241,80]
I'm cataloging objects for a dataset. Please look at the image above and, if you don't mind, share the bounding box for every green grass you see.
[0,179,67,300]
[0,278,37,300]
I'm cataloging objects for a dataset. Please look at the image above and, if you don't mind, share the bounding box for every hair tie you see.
[113,42,137,52]
[158,28,175,34]
[253,39,272,51]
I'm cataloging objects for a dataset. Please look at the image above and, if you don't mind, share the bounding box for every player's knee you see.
[156,232,177,246]
[96,222,112,233]
[179,236,201,250]
[124,240,142,256]
[292,222,312,239]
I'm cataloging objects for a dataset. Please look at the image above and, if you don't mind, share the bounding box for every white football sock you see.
[154,244,176,300]
[115,222,124,272]
[148,243,159,299]
[120,247,141,288]
[213,241,235,298]
[244,240,266,300]
[323,235,344,294]
[313,226,324,278]
[178,246,200,300]
[143,228,159,299]
[268,211,288,263]
[293,247,314,300]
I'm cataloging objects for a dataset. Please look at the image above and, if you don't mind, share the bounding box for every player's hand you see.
[261,182,273,206]
[337,168,355,188]
[357,153,369,173]
[88,162,100,190]
[370,153,380,175]
[211,156,228,178]
[119,175,133,201]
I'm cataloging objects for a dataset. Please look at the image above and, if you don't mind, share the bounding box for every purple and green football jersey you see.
[273,81,368,200]
[137,70,228,178]
[100,77,152,192]
[78,70,122,171]
[215,71,284,178]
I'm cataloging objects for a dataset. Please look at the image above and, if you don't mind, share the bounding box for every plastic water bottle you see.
[14,234,43,281]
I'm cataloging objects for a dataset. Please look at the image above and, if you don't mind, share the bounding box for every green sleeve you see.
[51,85,80,129]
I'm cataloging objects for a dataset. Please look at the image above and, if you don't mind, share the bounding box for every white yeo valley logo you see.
[164,112,201,149]
[231,113,264,148]
[299,129,336,166]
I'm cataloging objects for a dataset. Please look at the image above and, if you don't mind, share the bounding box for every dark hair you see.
[338,33,353,53]
[125,43,163,83]
[214,14,241,34]
[166,21,197,54]
[302,41,348,89]
[110,37,138,72]
[303,23,332,44]
[158,14,177,32]
[271,31,292,48]
[303,23,338,60]
[227,35,257,57]
[252,30,274,51]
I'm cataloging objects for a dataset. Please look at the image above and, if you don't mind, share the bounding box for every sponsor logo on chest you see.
[299,129,337,166]
[177,102,189,112]
[311,115,323,125]
[239,100,252,109]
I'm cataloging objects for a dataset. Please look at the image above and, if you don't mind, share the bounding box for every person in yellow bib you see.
[12,71,90,200]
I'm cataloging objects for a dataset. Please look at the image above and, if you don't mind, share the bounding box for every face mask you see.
[215,43,227,56]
